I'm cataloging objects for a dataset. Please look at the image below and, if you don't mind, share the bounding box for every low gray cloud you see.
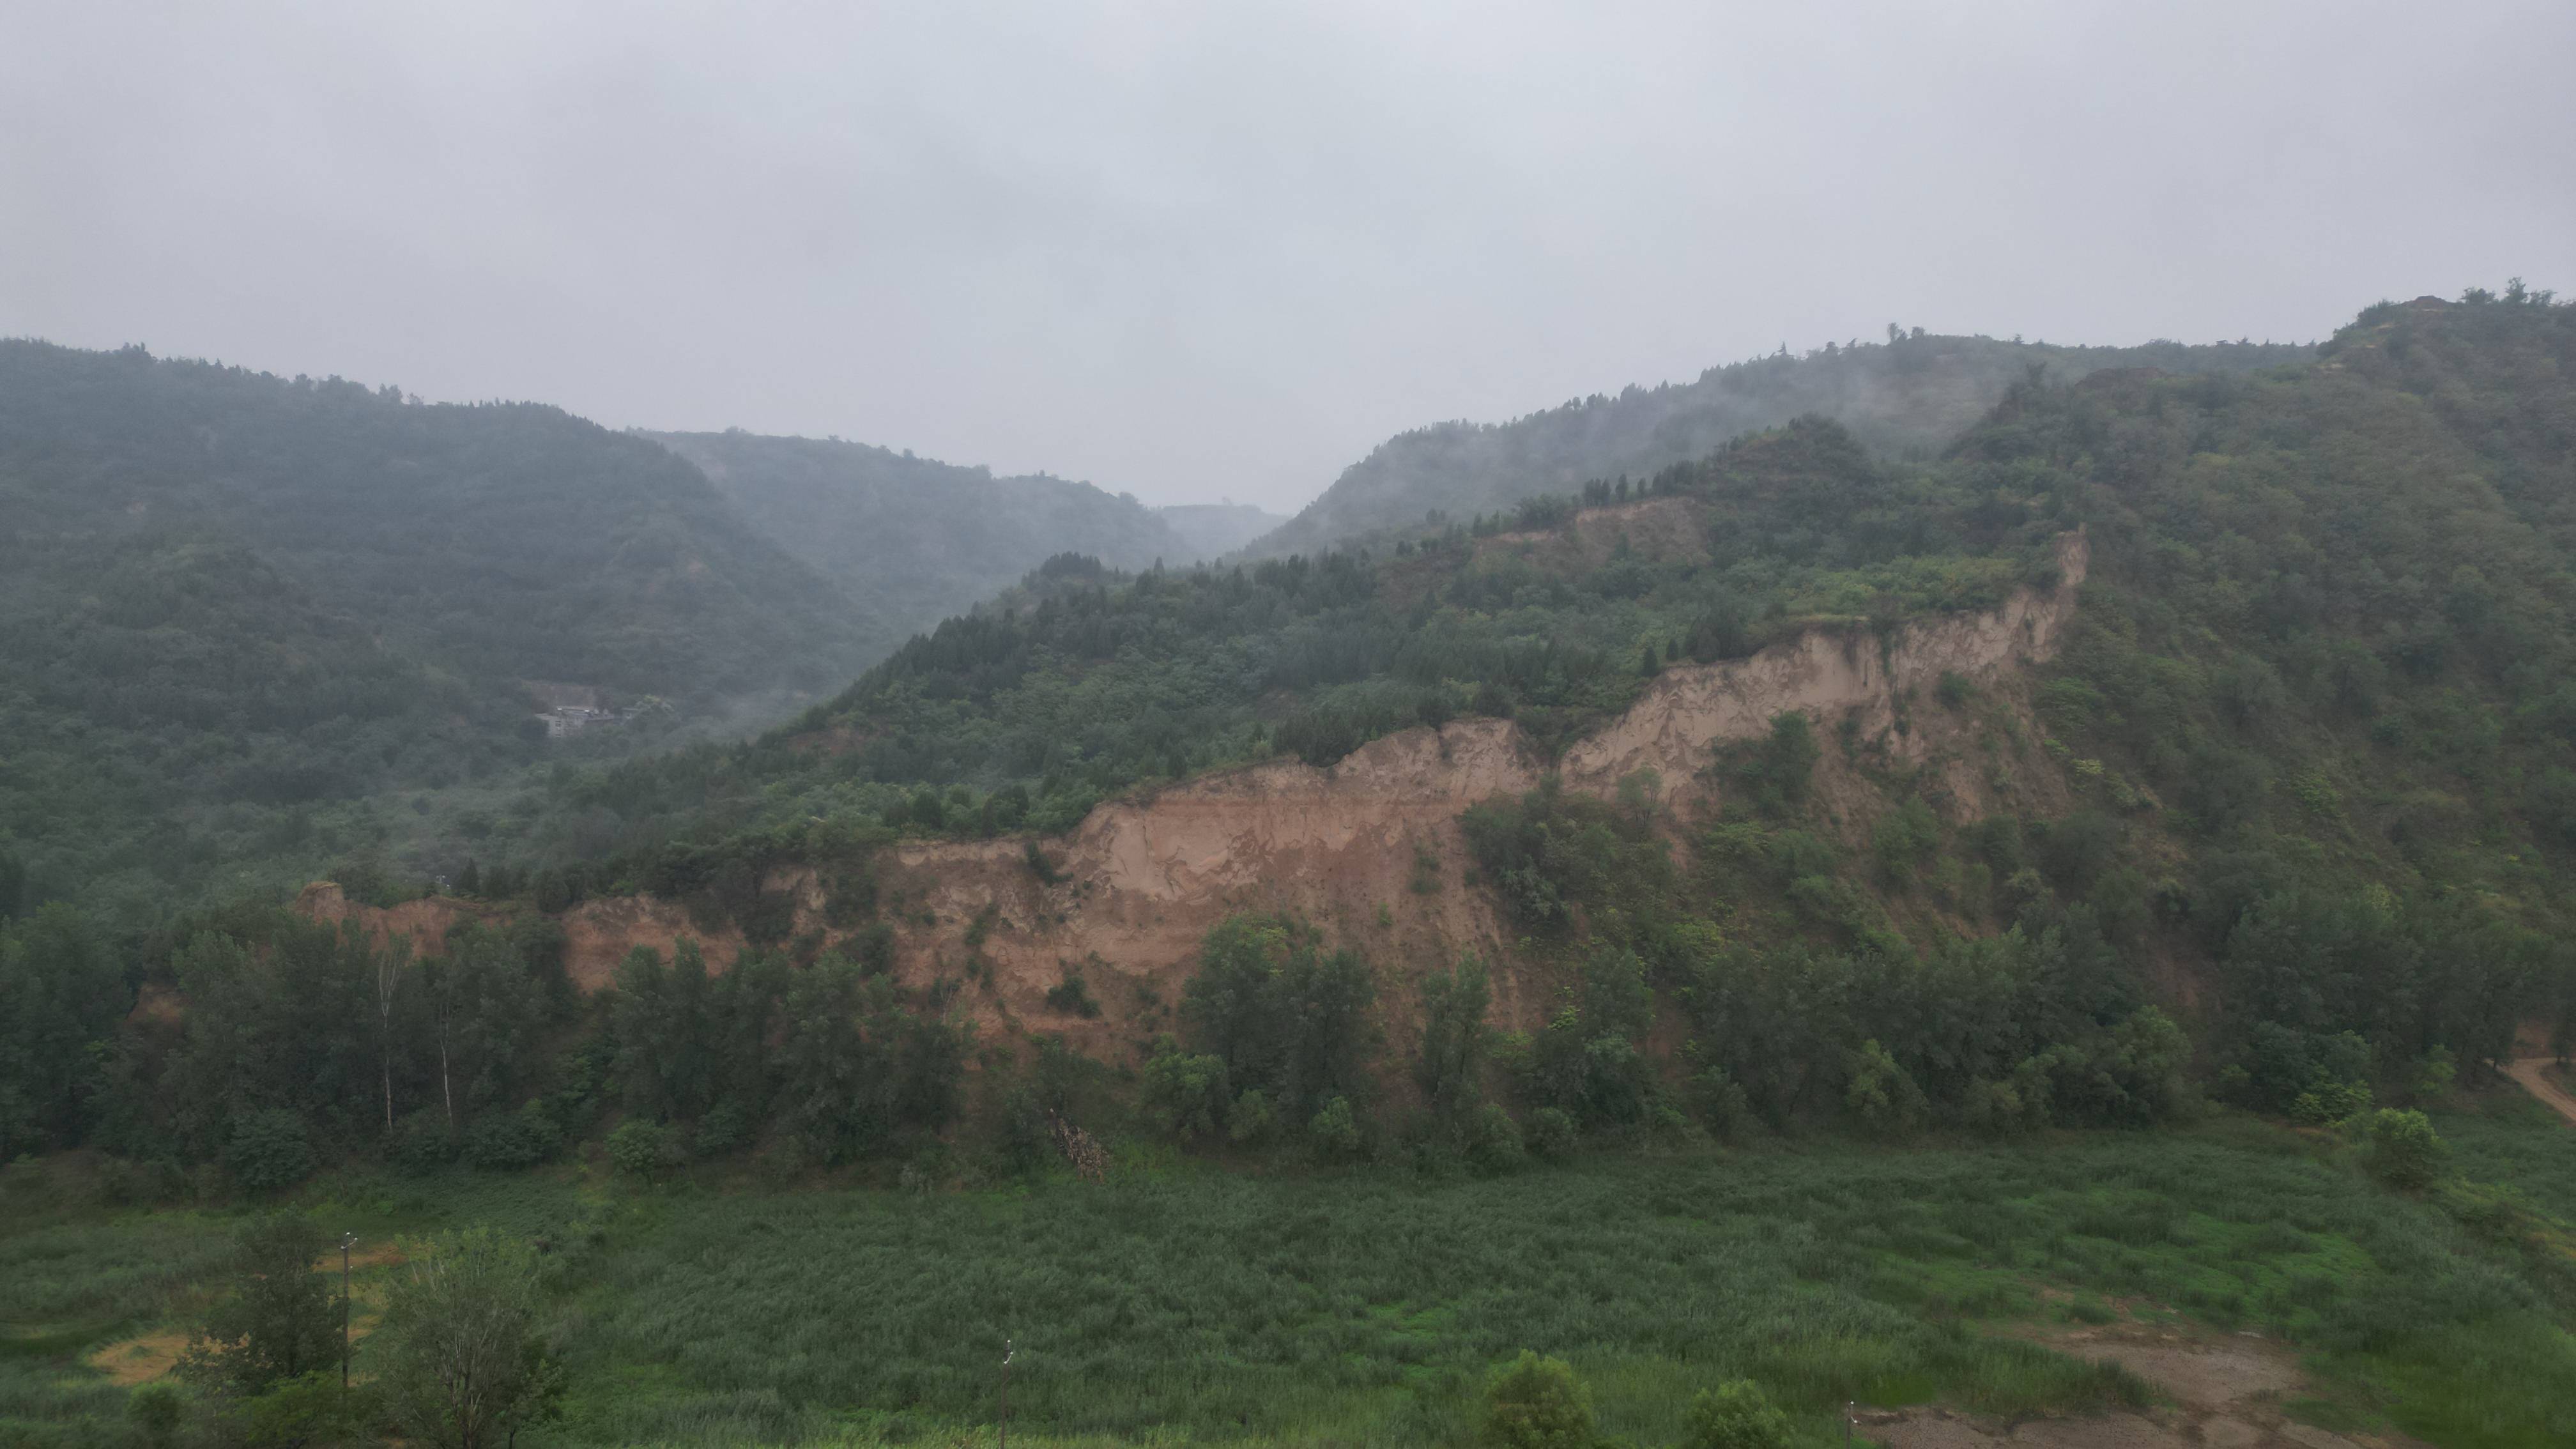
[4,1,2570,506]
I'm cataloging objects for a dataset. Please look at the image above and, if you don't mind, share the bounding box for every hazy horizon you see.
[6,2,2570,509]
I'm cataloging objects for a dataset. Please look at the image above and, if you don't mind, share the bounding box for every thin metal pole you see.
[999,1339,1013,1449]
[341,1234,356,1390]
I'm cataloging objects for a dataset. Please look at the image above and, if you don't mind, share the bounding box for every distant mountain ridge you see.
[0,339,870,908]
[1246,331,2312,556]
[648,431,1268,655]
[1156,501,1291,559]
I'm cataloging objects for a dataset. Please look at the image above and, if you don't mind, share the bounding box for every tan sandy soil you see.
[82,1330,190,1386]
[2501,1057,2576,1128]
[1864,1322,2428,1449]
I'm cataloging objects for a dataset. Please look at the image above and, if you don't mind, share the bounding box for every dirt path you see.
[1862,1324,2426,1449]
[2502,1056,2576,1128]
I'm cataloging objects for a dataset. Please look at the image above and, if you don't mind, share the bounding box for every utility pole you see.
[999,1338,1013,1449]
[341,1233,356,1390]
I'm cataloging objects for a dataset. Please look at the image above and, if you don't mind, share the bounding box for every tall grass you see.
[6,1111,2575,1446]
[553,1124,2572,1446]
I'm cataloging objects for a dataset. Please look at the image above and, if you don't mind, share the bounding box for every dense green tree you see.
[1184,916,1378,1124]
[2363,1108,2447,1190]
[0,905,124,1157]
[418,919,571,1129]
[178,1215,342,1396]
[1414,956,1494,1137]
[374,1229,565,1449]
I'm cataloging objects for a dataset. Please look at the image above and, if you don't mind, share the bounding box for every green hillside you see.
[650,429,1222,655]
[6,291,2576,1449]
[1248,331,2310,557]
[0,342,870,910]
[512,288,2574,1105]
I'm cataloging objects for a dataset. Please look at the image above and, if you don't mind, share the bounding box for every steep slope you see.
[650,429,1209,654]
[0,340,867,908]
[1248,332,2308,557]
[466,289,2576,1130]
[307,532,2089,1053]
[513,413,2055,870]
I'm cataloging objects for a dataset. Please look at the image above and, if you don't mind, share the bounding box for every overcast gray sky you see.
[4,2,2571,509]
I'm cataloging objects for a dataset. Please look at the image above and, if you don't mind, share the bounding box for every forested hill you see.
[1246,331,2311,558]
[649,430,1254,653]
[508,288,2575,1119]
[0,341,868,910]
[10,288,2576,1343]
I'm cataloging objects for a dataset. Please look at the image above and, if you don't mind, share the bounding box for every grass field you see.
[4,1099,2573,1448]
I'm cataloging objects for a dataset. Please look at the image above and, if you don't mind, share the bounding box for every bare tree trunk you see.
[374,933,410,1133]
[440,1016,454,1130]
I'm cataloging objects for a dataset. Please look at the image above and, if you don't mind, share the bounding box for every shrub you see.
[1726,712,1821,818]
[1481,1351,1595,1449]
[1044,965,1101,1018]
[1228,1088,1278,1146]
[1690,1066,1755,1142]
[852,922,897,976]
[389,1110,459,1175]
[1467,1103,1526,1174]
[234,1372,379,1448]
[1308,1096,1361,1160]
[224,1109,314,1192]
[608,1119,679,1181]
[463,1105,555,1170]
[1527,1107,1579,1161]
[130,1383,183,1448]
[1685,1379,1791,1449]
[2363,1108,2446,1190]
[1844,1039,1927,1138]
[2290,1077,2372,1126]
[2411,1046,2458,1104]
[1140,1038,1229,1141]
[693,1101,753,1158]
[1871,796,1941,878]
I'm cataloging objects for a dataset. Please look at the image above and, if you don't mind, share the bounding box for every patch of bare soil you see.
[82,1330,190,1386]
[2502,1057,2576,1128]
[1862,1324,2426,1449]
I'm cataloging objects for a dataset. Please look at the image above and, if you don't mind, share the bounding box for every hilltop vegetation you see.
[532,412,2055,864]
[1250,330,2309,557]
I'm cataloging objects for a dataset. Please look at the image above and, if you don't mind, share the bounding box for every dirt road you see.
[2502,1056,2576,1127]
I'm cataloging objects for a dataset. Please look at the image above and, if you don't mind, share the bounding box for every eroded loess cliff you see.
[309,532,2088,1057]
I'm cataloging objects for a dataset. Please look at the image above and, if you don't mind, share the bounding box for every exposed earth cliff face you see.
[307,533,2088,1057]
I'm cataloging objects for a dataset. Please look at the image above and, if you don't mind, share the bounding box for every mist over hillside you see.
[1247,331,2311,557]
[0,341,868,910]
[1156,500,1290,559]
[649,431,1254,655]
